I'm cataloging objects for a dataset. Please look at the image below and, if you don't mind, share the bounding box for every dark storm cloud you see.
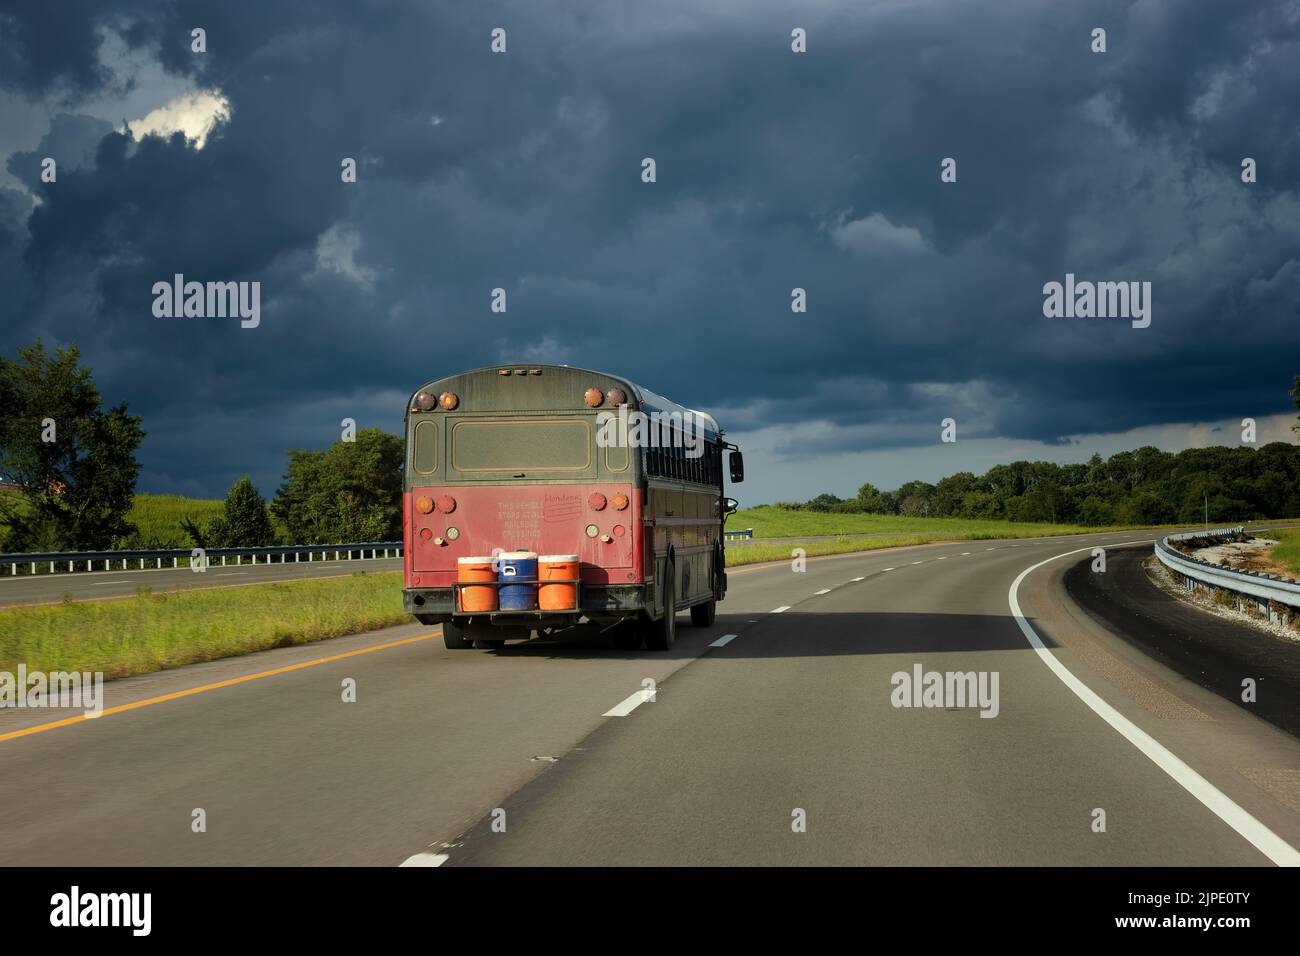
[0,0,1297,496]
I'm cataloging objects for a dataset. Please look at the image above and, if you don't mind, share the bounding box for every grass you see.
[725,534,943,566]
[126,493,224,546]
[0,490,224,550]
[1268,529,1300,575]
[728,505,1144,541]
[0,571,409,680]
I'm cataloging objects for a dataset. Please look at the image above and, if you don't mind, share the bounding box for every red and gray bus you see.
[401,364,744,650]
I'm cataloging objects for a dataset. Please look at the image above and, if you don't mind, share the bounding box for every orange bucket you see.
[538,554,579,610]
[457,557,498,612]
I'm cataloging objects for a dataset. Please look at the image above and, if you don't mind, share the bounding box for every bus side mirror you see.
[728,450,744,483]
[724,497,739,515]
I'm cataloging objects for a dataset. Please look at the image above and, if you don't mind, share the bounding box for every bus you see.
[401,364,744,651]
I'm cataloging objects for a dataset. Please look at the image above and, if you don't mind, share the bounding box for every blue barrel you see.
[498,551,538,610]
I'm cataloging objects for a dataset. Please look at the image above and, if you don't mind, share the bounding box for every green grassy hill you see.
[0,491,223,550]
[126,494,225,547]
[728,505,1131,539]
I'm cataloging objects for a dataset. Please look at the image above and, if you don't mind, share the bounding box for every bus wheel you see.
[643,570,676,651]
[609,621,643,650]
[690,599,716,627]
[442,619,471,649]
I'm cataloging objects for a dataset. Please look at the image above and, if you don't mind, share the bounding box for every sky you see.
[1,0,1298,506]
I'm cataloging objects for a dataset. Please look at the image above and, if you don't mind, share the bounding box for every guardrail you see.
[0,542,404,576]
[1154,526,1300,618]
[723,528,754,540]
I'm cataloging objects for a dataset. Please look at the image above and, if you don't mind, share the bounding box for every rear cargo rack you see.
[450,578,582,616]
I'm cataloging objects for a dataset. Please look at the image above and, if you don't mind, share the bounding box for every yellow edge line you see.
[0,629,441,744]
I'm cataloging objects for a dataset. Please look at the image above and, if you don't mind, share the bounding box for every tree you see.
[0,341,144,550]
[805,492,845,512]
[272,428,404,543]
[1292,375,1300,436]
[187,476,275,548]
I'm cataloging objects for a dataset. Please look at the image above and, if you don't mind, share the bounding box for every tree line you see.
[0,341,402,552]
[779,441,1300,526]
[778,377,1300,526]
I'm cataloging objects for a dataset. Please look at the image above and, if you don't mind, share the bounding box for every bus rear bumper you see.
[403,584,648,622]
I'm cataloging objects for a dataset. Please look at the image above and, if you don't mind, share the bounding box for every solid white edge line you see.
[400,853,449,867]
[603,689,650,718]
[710,633,738,648]
[1009,546,1300,867]
[814,588,832,595]
[771,605,790,613]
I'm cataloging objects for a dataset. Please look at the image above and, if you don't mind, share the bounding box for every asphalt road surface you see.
[1,528,1297,866]
[1067,547,1300,739]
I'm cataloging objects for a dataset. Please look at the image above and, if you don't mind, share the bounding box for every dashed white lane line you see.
[986,548,997,551]
[771,605,791,614]
[400,853,449,867]
[961,552,972,556]
[911,561,924,565]
[1009,547,1300,867]
[881,568,895,572]
[814,588,832,595]
[851,576,866,582]
[937,556,948,560]
[710,633,738,648]
[603,689,652,718]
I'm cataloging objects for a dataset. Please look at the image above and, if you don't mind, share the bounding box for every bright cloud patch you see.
[313,225,377,288]
[829,211,929,256]
[129,90,230,149]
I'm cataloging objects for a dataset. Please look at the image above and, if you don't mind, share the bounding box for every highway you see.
[1,528,1297,866]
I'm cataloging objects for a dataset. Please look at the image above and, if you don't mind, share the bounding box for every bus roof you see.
[413,364,724,440]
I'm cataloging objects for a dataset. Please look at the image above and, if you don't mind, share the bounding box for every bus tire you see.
[643,566,676,651]
[609,621,643,650]
[442,619,471,649]
[690,599,716,627]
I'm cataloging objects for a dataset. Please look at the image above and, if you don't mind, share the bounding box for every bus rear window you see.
[451,419,592,473]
